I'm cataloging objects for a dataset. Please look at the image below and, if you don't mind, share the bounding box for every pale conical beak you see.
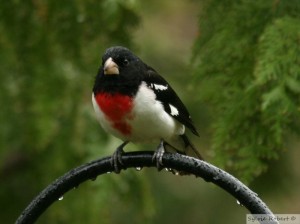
[104,57,119,75]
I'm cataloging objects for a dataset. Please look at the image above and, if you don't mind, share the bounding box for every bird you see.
[92,46,203,173]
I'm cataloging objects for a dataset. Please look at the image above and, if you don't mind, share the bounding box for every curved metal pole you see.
[16,151,278,224]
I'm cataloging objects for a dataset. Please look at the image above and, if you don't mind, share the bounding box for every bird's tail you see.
[165,134,204,160]
[180,134,204,160]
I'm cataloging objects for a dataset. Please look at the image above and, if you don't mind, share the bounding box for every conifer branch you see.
[16,151,277,224]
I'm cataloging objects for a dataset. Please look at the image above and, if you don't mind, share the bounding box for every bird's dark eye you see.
[123,59,129,66]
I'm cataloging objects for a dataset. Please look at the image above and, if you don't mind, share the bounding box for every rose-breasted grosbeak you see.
[92,46,202,172]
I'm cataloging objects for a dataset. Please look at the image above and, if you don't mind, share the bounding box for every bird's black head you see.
[93,46,145,95]
[101,46,142,76]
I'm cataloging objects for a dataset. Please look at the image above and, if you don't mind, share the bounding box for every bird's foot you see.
[152,140,165,171]
[111,141,129,173]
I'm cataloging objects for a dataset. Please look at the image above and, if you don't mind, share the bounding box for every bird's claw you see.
[111,141,128,173]
[152,141,165,171]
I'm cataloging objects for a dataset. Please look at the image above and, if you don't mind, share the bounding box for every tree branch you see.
[16,151,278,224]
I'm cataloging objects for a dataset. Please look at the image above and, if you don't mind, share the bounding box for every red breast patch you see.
[95,93,133,135]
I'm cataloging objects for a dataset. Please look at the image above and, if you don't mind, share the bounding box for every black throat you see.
[93,70,141,97]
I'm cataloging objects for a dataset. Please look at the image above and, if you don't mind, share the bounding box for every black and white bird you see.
[92,46,202,172]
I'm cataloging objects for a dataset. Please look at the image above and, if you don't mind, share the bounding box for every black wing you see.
[142,65,199,136]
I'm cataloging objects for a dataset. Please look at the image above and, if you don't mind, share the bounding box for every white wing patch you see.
[169,104,179,116]
[151,83,168,91]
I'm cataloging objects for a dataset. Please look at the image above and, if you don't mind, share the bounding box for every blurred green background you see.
[1,0,300,223]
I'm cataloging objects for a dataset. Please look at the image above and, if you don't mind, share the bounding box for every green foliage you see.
[193,0,300,182]
[0,1,144,223]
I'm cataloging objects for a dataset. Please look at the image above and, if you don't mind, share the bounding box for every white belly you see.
[92,82,185,143]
